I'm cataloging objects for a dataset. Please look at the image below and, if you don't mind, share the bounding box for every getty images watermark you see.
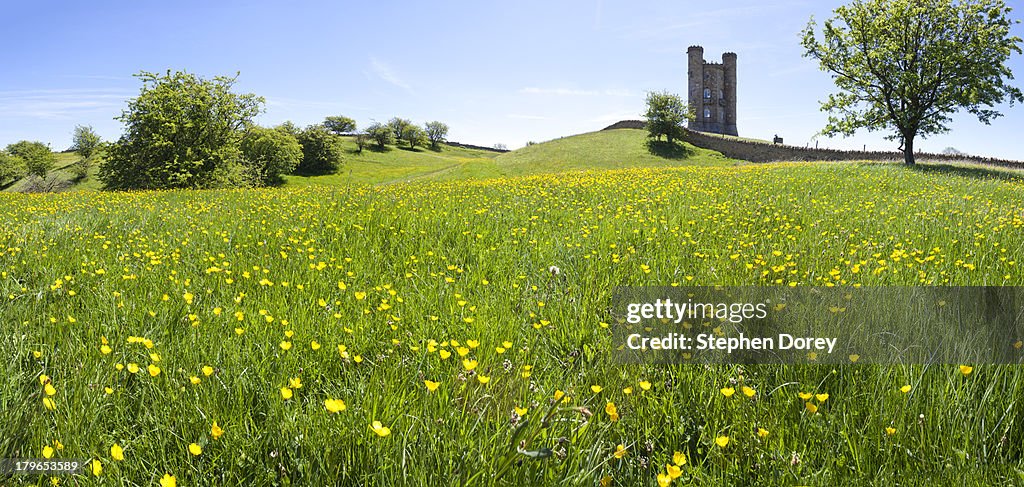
[612,287,1024,364]
[623,298,837,354]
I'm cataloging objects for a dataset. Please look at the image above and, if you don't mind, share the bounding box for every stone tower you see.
[687,46,738,136]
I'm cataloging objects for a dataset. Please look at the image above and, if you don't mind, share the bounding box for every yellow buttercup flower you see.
[639,380,651,391]
[798,392,813,400]
[666,462,682,479]
[280,341,292,351]
[110,443,124,461]
[462,359,478,371]
[886,426,896,435]
[44,383,56,396]
[720,387,735,397]
[325,399,346,413]
[815,393,829,402]
[370,421,391,437]
[959,365,973,376]
[657,473,672,487]
[673,451,686,466]
[613,444,627,459]
[160,473,177,487]
[190,376,201,385]
[741,386,756,397]
[715,436,729,448]
[148,364,161,377]
[127,363,140,374]
[280,387,293,400]
[604,402,619,422]
[805,402,818,414]
[757,428,769,438]
[43,445,54,458]
[424,380,440,392]
[202,366,214,376]
[188,443,202,456]
[91,459,102,476]
[43,397,56,410]
[211,421,224,439]
[514,406,528,416]
[477,375,490,384]
[900,385,912,393]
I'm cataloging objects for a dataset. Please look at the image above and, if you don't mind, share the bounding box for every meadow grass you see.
[1,161,1024,485]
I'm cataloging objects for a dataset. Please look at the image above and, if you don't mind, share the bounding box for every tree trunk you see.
[903,134,916,165]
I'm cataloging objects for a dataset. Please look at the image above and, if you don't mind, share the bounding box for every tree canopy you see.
[424,121,449,149]
[6,141,54,180]
[801,0,1023,165]
[643,91,689,144]
[323,116,357,135]
[99,70,264,189]
[71,125,102,159]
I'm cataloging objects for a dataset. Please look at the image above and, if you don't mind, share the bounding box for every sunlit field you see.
[3,162,1024,485]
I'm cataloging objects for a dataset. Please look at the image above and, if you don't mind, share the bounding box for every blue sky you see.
[1,0,1023,159]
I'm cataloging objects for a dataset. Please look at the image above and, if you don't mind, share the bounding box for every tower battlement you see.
[687,46,738,136]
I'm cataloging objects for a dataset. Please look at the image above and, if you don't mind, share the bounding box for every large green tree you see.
[643,91,689,144]
[323,116,357,135]
[801,0,1023,165]
[99,70,264,189]
[424,121,449,149]
[366,122,395,149]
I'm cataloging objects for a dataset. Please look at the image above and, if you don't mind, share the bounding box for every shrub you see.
[240,126,302,185]
[296,125,344,174]
[0,151,26,185]
[7,141,55,180]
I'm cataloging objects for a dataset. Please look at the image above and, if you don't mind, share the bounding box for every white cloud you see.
[368,57,413,93]
[0,88,131,121]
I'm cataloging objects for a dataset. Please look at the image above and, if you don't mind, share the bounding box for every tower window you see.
[719,90,724,100]
[703,88,711,99]
[704,108,711,119]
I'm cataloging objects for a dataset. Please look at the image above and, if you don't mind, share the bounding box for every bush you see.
[7,141,55,180]
[99,70,264,190]
[240,127,303,185]
[0,151,26,185]
[296,125,344,174]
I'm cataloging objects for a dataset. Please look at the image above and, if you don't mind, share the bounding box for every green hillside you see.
[2,152,105,193]
[283,137,503,186]
[490,128,734,172]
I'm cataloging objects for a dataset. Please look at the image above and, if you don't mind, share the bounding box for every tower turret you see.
[722,52,738,136]
[687,46,704,132]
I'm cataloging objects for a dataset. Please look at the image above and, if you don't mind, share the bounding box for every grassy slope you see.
[5,129,735,192]
[287,129,735,186]
[2,152,105,193]
[283,137,503,186]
